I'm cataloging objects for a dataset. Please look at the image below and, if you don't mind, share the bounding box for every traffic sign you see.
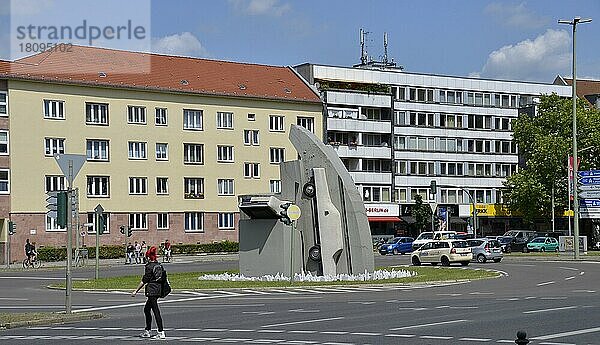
[579,191,600,199]
[580,199,600,207]
[579,184,600,191]
[286,204,301,221]
[54,154,86,185]
[578,170,600,177]
[579,176,600,185]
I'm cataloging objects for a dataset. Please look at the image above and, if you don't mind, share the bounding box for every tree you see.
[504,93,600,224]
[413,194,432,233]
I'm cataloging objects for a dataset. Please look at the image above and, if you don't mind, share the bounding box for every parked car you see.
[502,231,538,253]
[411,231,457,251]
[411,240,472,266]
[467,238,503,263]
[526,237,559,252]
[378,237,414,255]
[497,236,514,253]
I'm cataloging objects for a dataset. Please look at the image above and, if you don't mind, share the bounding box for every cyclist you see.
[25,239,37,265]
[163,239,172,262]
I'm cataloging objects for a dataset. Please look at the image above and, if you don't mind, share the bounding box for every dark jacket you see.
[142,261,163,297]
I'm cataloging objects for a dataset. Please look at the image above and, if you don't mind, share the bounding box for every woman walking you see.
[131,246,165,339]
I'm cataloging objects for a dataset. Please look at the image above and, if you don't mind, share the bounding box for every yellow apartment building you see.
[0,46,322,262]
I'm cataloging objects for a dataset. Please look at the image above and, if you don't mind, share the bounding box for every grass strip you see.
[50,267,499,290]
[0,312,103,329]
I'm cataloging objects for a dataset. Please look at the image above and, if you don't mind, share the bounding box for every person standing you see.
[141,241,148,264]
[132,246,165,339]
[126,242,135,265]
[134,241,142,264]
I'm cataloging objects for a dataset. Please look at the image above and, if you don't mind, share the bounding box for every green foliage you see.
[37,241,240,262]
[505,93,600,223]
[413,194,433,233]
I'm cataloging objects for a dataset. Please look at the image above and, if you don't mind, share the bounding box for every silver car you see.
[467,238,503,263]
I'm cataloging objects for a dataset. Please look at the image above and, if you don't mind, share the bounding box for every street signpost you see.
[579,176,600,185]
[578,169,600,177]
[579,191,600,199]
[94,204,104,280]
[286,204,301,282]
[579,184,600,191]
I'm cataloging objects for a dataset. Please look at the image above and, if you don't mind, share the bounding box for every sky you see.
[1,0,600,83]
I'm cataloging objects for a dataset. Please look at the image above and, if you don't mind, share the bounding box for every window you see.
[297,117,314,132]
[217,145,234,162]
[45,137,65,156]
[243,130,260,145]
[129,177,147,195]
[441,189,464,204]
[394,111,406,125]
[44,100,65,119]
[218,213,235,229]
[217,112,234,129]
[270,180,281,193]
[362,186,390,202]
[129,213,147,230]
[156,143,168,161]
[183,109,203,130]
[184,212,203,232]
[183,143,204,164]
[0,169,8,193]
[128,141,147,159]
[156,177,168,194]
[410,188,432,202]
[86,102,108,125]
[155,108,167,126]
[86,139,109,161]
[269,115,285,131]
[46,215,65,231]
[45,175,66,192]
[87,176,109,197]
[86,212,109,234]
[0,131,8,154]
[0,92,6,115]
[157,213,169,230]
[247,113,256,121]
[127,106,146,124]
[184,177,204,199]
[244,163,260,178]
[269,147,285,164]
[218,179,234,195]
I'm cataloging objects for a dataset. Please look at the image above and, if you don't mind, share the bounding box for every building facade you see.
[0,46,322,262]
[296,63,571,237]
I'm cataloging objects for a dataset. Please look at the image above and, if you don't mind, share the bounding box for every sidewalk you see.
[0,252,239,271]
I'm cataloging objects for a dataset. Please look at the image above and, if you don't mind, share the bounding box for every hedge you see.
[37,241,239,262]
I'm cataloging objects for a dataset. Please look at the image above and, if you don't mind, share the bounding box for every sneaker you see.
[139,330,151,338]
[152,331,166,340]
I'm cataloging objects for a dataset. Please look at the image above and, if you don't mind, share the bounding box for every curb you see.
[0,312,103,330]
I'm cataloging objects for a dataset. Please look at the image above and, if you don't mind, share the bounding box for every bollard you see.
[515,330,529,344]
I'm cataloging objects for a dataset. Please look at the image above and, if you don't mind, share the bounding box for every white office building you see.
[296,63,571,237]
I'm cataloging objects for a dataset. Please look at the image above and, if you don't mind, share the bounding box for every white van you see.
[411,231,457,251]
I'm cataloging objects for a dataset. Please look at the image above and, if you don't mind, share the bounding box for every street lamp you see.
[459,187,477,238]
[559,16,592,259]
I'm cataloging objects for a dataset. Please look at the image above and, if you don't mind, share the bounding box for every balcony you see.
[327,117,391,133]
[331,144,391,159]
[349,171,392,184]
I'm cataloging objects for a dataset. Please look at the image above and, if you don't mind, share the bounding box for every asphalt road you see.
[1,255,600,344]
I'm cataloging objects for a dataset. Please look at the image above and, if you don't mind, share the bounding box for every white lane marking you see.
[351,332,381,336]
[384,334,416,338]
[497,298,520,301]
[181,290,209,296]
[0,276,86,281]
[525,296,537,299]
[537,281,555,286]
[321,342,354,345]
[229,329,254,332]
[421,335,454,339]
[437,293,462,296]
[572,290,595,293]
[398,307,427,311]
[469,292,494,295]
[348,301,375,305]
[531,326,600,340]
[386,300,415,303]
[540,297,567,300]
[390,319,468,331]
[0,297,28,301]
[73,293,236,313]
[559,266,579,271]
[214,290,244,296]
[270,289,301,294]
[261,316,344,328]
[539,342,577,345]
[256,330,285,333]
[0,305,92,309]
[459,337,492,342]
[523,306,578,314]
[580,272,585,275]
[289,288,327,294]
[496,341,517,343]
[564,276,576,281]
[288,330,317,334]
[321,331,348,335]
[241,289,270,295]
[288,309,320,313]
[311,288,350,293]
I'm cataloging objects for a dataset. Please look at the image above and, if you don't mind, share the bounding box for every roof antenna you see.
[360,28,368,65]
[383,32,389,65]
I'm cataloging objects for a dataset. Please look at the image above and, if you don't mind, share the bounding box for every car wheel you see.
[461,261,469,266]
[411,256,421,266]
[541,247,545,252]
[441,256,450,266]
[392,248,399,255]
[493,258,502,263]
[308,245,321,261]
[379,251,387,256]
[506,247,512,253]
[522,247,528,253]
[554,247,559,253]
[476,254,486,263]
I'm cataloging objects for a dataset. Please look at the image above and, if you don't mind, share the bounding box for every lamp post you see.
[459,187,477,238]
[559,17,592,259]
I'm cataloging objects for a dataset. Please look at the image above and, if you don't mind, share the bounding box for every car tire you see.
[411,256,421,266]
[522,247,528,253]
[555,247,559,253]
[476,254,486,263]
[308,245,321,262]
[540,247,545,252]
[441,256,450,266]
[493,258,502,263]
[461,261,469,266]
[379,252,387,256]
[392,248,399,255]
[506,247,511,254]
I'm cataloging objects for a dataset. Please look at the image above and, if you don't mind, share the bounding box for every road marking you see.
[437,293,462,296]
[73,293,236,313]
[386,300,415,303]
[229,329,254,332]
[469,292,494,295]
[181,290,209,296]
[270,289,301,294]
[0,297,28,301]
[559,266,579,271]
[390,319,468,330]
[261,316,344,328]
[531,326,600,340]
[523,306,578,314]
[459,337,492,342]
[564,276,576,281]
[540,297,567,300]
[398,307,427,311]
[421,335,454,340]
[241,289,270,295]
[0,305,93,309]
[572,290,595,293]
[321,331,348,335]
[537,281,555,286]
[0,276,86,281]
[350,332,381,336]
[580,272,585,276]
[288,330,317,334]
[384,334,416,338]
[214,290,244,296]
[348,301,375,305]
[539,342,577,345]
[288,309,320,313]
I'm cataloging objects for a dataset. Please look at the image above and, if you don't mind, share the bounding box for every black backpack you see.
[159,267,171,298]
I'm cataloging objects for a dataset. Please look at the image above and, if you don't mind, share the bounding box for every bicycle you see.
[22,257,42,269]
[74,248,88,267]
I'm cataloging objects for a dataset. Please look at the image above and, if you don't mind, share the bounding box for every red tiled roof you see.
[559,77,600,104]
[0,45,321,104]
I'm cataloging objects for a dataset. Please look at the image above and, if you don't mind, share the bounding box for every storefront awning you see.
[368,216,402,222]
